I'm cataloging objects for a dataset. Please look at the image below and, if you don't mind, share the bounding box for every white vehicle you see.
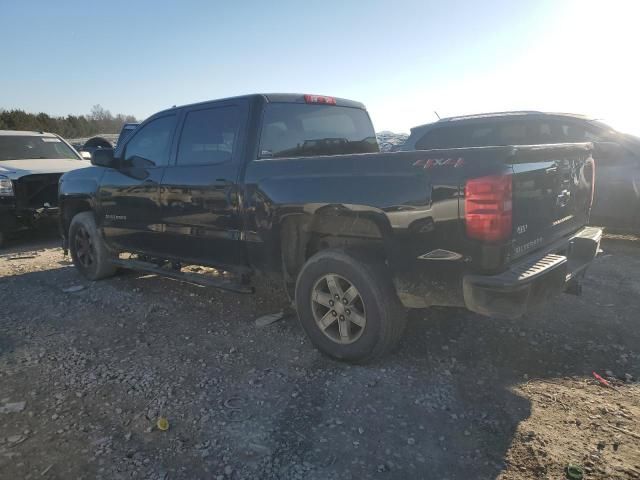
[0,130,90,246]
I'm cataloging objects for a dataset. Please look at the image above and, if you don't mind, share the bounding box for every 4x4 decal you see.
[413,157,465,169]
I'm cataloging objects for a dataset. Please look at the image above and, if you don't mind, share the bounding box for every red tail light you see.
[304,94,336,105]
[465,174,513,242]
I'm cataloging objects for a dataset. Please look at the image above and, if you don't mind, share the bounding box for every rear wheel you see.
[69,212,117,280]
[295,249,407,363]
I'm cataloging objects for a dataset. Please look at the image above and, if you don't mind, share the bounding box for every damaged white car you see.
[0,131,90,247]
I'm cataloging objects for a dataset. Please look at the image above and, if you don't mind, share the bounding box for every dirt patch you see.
[0,230,639,479]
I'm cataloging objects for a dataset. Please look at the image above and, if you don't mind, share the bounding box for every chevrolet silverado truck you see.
[58,94,602,362]
[0,130,90,247]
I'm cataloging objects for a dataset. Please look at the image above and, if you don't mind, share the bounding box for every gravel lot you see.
[1,229,639,479]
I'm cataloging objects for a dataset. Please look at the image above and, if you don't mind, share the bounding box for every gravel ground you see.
[1,229,639,480]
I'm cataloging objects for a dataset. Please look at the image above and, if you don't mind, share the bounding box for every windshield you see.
[259,104,379,158]
[0,135,79,161]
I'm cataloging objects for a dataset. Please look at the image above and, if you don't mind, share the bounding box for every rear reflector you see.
[304,94,337,105]
[465,174,512,242]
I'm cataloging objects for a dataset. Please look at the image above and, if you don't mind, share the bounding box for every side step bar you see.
[110,258,254,294]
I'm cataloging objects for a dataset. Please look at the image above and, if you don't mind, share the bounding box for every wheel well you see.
[61,199,93,243]
[280,212,389,294]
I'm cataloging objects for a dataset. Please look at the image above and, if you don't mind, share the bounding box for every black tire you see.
[69,212,117,280]
[295,249,407,363]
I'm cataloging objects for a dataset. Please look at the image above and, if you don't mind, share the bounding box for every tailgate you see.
[508,143,594,261]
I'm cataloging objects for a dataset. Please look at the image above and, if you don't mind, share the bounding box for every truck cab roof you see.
[153,93,367,117]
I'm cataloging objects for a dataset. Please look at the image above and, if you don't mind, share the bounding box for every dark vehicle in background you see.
[397,111,640,230]
[76,136,113,157]
[59,94,601,362]
[0,131,89,246]
[72,124,140,159]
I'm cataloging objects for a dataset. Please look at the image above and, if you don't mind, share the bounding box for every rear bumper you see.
[463,226,602,319]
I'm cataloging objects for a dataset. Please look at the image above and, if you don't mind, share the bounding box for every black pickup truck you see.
[59,93,602,362]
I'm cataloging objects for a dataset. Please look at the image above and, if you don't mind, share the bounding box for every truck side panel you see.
[242,148,509,305]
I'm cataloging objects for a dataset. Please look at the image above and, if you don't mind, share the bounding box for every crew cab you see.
[0,130,89,247]
[59,94,601,362]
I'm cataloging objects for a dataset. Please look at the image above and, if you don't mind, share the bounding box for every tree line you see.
[0,105,137,139]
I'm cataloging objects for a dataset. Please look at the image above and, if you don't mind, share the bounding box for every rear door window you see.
[259,104,378,158]
[177,106,240,165]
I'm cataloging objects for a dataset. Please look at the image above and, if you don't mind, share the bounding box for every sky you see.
[1,0,639,135]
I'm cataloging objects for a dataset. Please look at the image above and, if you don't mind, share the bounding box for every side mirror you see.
[91,148,116,168]
[80,151,92,160]
[593,142,626,161]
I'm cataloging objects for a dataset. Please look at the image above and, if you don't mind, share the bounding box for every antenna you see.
[434,111,441,120]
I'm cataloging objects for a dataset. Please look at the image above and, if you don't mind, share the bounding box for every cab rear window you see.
[259,104,378,158]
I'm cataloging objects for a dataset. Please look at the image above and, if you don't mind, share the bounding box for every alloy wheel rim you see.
[311,274,366,344]
[75,226,95,268]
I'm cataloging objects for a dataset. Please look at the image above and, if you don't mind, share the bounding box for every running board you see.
[110,258,254,294]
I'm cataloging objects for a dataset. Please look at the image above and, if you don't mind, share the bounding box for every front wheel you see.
[295,249,407,363]
[69,212,117,280]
